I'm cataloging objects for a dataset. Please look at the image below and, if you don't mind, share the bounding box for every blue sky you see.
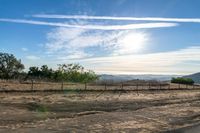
[0,0,200,75]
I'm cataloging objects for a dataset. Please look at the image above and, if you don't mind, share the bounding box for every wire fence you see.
[0,79,200,93]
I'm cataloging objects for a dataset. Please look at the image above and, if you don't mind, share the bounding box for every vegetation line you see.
[0,52,98,83]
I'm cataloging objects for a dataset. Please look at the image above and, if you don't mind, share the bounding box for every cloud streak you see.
[76,46,200,74]
[33,14,200,23]
[0,18,177,30]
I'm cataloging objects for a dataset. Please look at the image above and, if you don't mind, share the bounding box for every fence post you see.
[105,83,107,90]
[61,81,64,90]
[85,82,87,90]
[31,80,33,90]
[159,84,161,89]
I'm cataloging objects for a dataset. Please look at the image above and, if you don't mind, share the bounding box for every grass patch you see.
[28,103,48,113]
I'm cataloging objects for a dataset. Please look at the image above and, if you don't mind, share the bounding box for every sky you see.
[0,0,200,75]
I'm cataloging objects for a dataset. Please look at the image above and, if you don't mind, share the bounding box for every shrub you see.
[171,77,194,85]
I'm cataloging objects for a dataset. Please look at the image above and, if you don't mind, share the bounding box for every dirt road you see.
[0,90,200,132]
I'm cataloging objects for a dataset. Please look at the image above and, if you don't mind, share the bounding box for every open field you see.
[1,88,200,132]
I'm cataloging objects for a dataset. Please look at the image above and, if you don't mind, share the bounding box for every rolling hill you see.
[183,72,200,83]
[99,74,179,83]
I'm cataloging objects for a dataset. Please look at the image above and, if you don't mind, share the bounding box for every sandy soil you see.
[0,90,200,132]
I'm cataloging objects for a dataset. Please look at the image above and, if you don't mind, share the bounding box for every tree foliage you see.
[27,64,99,83]
[27,65,54,80]
[0,53,99,83]
[0,52,24,79]
[171,77,194,85]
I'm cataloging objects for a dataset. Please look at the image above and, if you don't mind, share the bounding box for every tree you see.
[171,77,194,85]
[58,64,84,73]
[0,52,24,79]
[56,64,98,82]
[80,70,99,83]
[25,63,98,82]
[57,64,83,82]
[40,65,53,79]
[28,66,40,78]
[0,52,99,82]
[27,65,54,80]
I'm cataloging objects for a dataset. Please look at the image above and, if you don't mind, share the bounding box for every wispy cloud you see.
[26,55,40,60]
[21,47,28,52]
[0,18,177,30]
[75,46,200,75]
[33,14,200,23]
[44,26,200,74]
[44,27,150,59]
[45,27,117,59]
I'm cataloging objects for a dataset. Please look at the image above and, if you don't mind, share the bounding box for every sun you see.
[117,32,148,54]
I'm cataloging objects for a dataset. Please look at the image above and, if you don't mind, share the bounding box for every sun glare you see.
[117,32,148,54]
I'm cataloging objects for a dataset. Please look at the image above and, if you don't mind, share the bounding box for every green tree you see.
[0,52,24,79]
[26,63,99,82]
[171,77,194,85]
[28,66,40,78]
[57,64,98,83]
[40,65,53,79]
[57,64,83,81]
[80,70,99,83]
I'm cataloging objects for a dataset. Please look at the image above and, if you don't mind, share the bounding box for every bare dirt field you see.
[0,89,200,132]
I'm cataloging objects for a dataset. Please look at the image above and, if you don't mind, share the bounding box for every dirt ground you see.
[0,90,200,133]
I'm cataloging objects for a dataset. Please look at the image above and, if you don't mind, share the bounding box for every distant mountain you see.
[183,72,200,83]
[99,74,179,82]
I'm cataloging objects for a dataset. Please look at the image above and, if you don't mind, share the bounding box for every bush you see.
[171,77,194,85]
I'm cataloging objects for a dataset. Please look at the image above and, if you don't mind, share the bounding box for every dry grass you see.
[0,90,200,132]
[0,80,199,91]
